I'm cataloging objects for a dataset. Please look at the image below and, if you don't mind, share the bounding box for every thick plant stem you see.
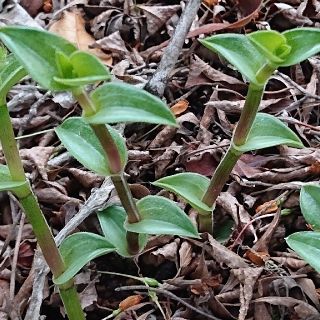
[0,104,25,181]
[73,88,141,255]
[92,124,122,174]
[200,146,241,232]
[112,174,141,254]
[233,84,265,145]
[0,104,84,319]
[200,83,265,233]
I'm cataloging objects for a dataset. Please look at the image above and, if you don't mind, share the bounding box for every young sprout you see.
[0,50,84,319]
[0,26,199,287]
[154,28,320,232]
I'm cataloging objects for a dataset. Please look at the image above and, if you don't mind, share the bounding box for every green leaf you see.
[55,50,74,79]
[55,117,128,176]
[281,28,320,67]
[98,205,148,257]
[286,231,320,273]
[124,195,200,238]
[0,53,27,99]
[199,34,266,84]
[54,50,111,86]
[0,164,26,192]
[215,218,234,243]
[248,30,289,63]
[54,232,115,285]
[235,113,303,152]
[153,173,212,213]
[300,185,320,231]
[0,26,77,90]
[86,82,177,126]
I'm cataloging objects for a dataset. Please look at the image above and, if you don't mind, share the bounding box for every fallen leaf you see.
[254,296,320,318]
[80,280,98,309]
[20,146,54,180]
[20,0,43,17]
[203,0,219,6]
[137,5,180,35]
[119,295,143,311]
[256,200,279,214]
[179,241,192,271]
[185,55,244,88]
[205,233,249,268]
[245,249,270,266]
[49,10,112,65]
[170,100,189,116]
[94,31,131,59]
[233,267,264,320]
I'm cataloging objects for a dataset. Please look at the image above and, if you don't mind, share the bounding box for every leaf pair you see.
[0,26,109,90]
[55,195,199,285]
[286,185,320,273]
[0,27,176,127]
[200,28,320,85]
[154,113,302,214]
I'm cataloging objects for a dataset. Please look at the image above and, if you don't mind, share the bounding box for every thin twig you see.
[145,0,201,97]
[9,215,25,300]
[115,285,222,320]
[275,71,320,100]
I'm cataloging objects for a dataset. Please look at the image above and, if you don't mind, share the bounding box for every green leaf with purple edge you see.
[54,232,115,285]
[124,195,200,238]
[98,205,148,257]
[55,117,128,176]
[153,172,212,214]
[86,82,177,126]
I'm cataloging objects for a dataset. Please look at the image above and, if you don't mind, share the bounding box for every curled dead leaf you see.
[119,295,143,311]
[170,100,189,116]
[256,200,279,214]
[245,249,270,266]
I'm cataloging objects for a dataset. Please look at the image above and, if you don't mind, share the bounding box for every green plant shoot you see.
[0,50,85,319]
[154,28,320,232]
[0,26,199,286]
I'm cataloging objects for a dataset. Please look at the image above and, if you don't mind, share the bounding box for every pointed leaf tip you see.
[125,195,200,238]
[55,117,127,176]
[153,173,212,213]
[281,28,320,66]
[98,205,147,257]
[54,232,115,285]
[200,34,266,84]
[87,82,177,126]
[235,113,303,152]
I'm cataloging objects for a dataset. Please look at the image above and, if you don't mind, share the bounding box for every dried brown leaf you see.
[170,100,189,116]
[179,241,192,271]
[49,10,112,65]
[233,267,264,320]
[138,5,180,35]
[254,296,320,318]
[119,295,144,311]
[186,56,244,88]
[20,146,54,180]
[205,233,249,268]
